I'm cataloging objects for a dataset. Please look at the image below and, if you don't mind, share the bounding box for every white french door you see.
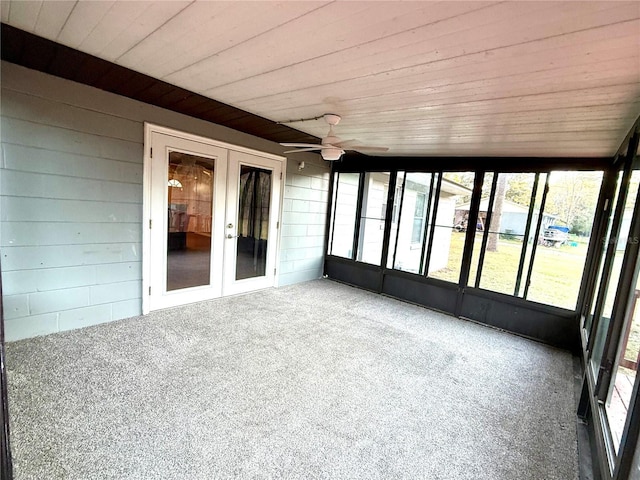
[143,126,282,313]
[223,151,281,296]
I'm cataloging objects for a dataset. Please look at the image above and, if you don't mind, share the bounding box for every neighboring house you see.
[331,173,471,272]
[393,178,471,274]
[455,198,557,239]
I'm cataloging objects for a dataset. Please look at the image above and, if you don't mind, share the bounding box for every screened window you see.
[591,170,640,377]
[327,167,604,312]
[427,172,474,282]
[585,171,624,336]
[328,172,360,259]
[466,170,602,310]
[356,172,390,266]
[388,172,437,274]
[527,171,604,309]
[473,173,539,296]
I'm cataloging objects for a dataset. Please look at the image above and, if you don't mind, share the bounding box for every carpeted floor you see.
[6,279,578,480]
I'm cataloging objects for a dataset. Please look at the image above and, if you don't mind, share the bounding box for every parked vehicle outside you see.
[542,225,569,247]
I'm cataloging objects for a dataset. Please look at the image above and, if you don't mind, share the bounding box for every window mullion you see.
[523,173,550,300]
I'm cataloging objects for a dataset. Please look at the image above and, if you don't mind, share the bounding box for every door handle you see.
[226,234,239,239]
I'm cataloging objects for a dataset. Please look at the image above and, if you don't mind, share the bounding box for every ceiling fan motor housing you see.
[323,113,341,126]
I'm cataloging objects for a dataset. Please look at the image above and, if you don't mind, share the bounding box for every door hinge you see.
[149,219,152,229]
[276,221,279,229]
[148,286,151,295]
[274,268,277,275]
[280,172,282,180]
[150,147,153,158]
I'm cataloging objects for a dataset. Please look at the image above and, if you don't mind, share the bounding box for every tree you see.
[545,171,603,236]
[487,174,508,251]
[505,173,536,206]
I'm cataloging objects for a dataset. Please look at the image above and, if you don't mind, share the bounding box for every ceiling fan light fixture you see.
[321,147,344,161]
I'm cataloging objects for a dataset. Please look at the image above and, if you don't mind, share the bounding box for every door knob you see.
[227,223,234,229]
[226,234,238,239]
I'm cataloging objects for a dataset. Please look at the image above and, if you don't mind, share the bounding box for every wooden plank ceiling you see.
[1,1,639,158]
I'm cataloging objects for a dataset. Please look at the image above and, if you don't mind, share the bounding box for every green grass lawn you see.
[431,231,588,309]
[429,230,640,361]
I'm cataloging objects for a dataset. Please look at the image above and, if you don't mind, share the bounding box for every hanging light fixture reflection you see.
[167,178,183,188]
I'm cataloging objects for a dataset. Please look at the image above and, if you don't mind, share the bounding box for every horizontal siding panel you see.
[1,266,97,295]
[310,176,330,191]
[306,224,326,236]
[1,170,142,203]
[1,117,143,163]
[112,298,142,320]
[278,270,323,287]
[281,224,307,237]
[58,304,113,333]
[1,197,142,223]
[1,88,143,143]
[281,248,314,262]
[29,287,90,315]
[1,222,140,247]
[2,243,142,271]
[279,260,296,275]
[280,236,325,250]
[284,185,326,202]
[95,262,141,284]
[288,174,312,189]
[2,294,29,320]
[282,198,293,212]
[3,144,143,184]
[0,263,142,296]
[287,199,327,214]
[279,257,324,276]
[0,271,39,295]
[5,313,59,342]
[90,280,141,305]
[281,212,326,226]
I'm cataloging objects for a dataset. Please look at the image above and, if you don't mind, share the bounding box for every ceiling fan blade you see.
[280,142,322,148]
[283,147,323,154]
[346,146,389,153]
[332,139,357,147]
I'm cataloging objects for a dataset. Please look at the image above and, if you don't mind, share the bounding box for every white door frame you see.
[142,123,286,314]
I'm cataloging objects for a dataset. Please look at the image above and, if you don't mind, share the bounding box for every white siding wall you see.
[279,159,330,286]
[0,62,329,341]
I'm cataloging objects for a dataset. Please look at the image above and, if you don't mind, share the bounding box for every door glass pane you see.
[166,152,214,291]
[236,165,272,280]
[357,172,390,266]
[428,172,473,282]
[329,173,360,258]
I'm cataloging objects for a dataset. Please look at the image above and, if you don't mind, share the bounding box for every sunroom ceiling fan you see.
[280,113,389,161]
